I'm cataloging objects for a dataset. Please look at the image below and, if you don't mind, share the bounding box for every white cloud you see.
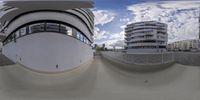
[127,1,200,43]
[119,18,130,22]
[94,28,126,48]
[93,9,117,46]
[97,39,123,49]
[160,1,200,9]
[93,9,116,26]
[94,27,110,40]
[109,40,125,48]
[105,31,125,48]
[110,31,125,40]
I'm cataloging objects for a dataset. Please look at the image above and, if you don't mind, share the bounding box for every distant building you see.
[125,21,168,53]
[167,14,200,52]
[167,39,200,52]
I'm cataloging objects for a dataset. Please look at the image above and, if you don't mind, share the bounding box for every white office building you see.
[0,0,94,72]
[125,21,168,53]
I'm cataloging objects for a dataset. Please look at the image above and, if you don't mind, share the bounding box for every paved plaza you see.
[0,53,14,66]
[0,55,200,100]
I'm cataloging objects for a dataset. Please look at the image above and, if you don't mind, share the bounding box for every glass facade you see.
[3,21,92,46]
[20,27,26,36]
[60,24,72,36]
[29,23,45,33]
[46,23,59,32]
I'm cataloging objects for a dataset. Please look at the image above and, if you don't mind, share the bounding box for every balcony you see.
[132,25,158,30]
[125,37,131,41]
[129,43,166,47]
[125,33,131,37]
[128,37,156,43]
[126,29,155,35]
[130,32,155,38]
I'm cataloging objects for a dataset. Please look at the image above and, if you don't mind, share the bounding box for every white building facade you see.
[167,39,200,52]
[0,0,94,72]
[125,21,168,53]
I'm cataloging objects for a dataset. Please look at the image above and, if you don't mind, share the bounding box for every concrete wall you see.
[173,52,200,66]
[101,51,174,70]
[102,51,200,69]
[126,48,167,53]
[3,32,93,72]
[102,51,174,65]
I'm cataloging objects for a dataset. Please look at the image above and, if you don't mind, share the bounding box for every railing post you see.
[146,55,148,64]
[162,53,164,64]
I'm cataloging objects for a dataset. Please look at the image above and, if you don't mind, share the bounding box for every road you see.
[0,56,200,100]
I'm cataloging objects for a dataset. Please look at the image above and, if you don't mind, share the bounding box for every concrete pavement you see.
[0,53,14,66]
[0,56,200,100]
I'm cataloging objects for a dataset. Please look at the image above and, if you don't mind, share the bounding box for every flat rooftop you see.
[0,55,199,100]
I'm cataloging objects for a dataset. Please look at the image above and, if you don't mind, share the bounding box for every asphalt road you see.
[0,56,200,100]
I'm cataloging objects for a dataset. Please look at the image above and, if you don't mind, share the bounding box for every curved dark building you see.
[0,0,94,72]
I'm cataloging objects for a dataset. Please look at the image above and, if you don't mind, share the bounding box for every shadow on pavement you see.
[0,60,98,99]
[100,56,187,88]
[0,54,15,66]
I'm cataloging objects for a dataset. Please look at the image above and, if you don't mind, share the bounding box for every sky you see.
[92,0,200,48]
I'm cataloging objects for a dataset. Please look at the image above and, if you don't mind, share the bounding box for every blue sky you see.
[92,0,200,48]
[94,0,145,9]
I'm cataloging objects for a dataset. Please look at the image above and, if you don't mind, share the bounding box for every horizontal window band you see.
[3,20,93,46]
[2,9,94,35]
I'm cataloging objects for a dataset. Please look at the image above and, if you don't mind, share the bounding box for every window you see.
[80,34,84,42]
[3,21,92,46]
[15,31,20,38]
[29,23,45,33]
[46,23,59,32]
[85,37,87,43]
[60,25,67,34]
[84,37,90,44]
[67,28,72,36]
[83,37,85,43]
[76,32,80,40]
[8,37,10,42]
[8,38,11,42]
[85,39,88,44]
[11,35,14,41]
[20,27,26,36]
[60,25,72,36]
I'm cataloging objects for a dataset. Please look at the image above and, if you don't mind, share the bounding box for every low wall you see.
[101,51,174,71]
[101,51,200,71]
[173,52,200,66]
